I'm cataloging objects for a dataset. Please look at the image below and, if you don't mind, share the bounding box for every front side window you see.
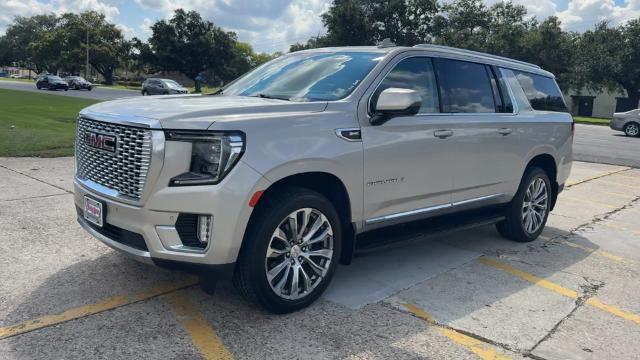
[435,58,496,113]
[372,57,440,113]
[512,70,567,112]
[223,51,383,102]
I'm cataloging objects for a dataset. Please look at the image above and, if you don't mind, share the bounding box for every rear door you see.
[433,58,522,204]
[360,55,455,227]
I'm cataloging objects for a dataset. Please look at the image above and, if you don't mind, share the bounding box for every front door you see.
[361,56,454,228]
[576,96,594,117]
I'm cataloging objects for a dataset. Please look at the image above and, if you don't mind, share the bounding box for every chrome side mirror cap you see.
[371,88,422,126]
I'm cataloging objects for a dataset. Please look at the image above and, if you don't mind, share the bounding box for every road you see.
[574,123,639,168]
[1,158,640,359]
[0,79,140,101]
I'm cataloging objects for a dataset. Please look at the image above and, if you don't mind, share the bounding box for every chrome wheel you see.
[265,208,334,300]
[522,177,548,234]
[625,123,639,136]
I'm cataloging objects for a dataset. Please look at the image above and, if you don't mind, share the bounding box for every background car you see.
[141,78,188,95]
[36,75,69,91]
[610,109,640,137]
[64,76,93,91]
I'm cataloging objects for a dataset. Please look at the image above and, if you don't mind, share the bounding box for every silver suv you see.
[74,45,573,313]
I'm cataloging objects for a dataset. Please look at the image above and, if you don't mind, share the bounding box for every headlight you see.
[165,130,245,186]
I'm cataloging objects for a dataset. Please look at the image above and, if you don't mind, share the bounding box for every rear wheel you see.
[624,122,639,137]
[496,167,551,242]
[233,188,341,313]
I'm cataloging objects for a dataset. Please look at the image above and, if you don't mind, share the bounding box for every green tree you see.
[147,9,237,83]
[576,20,640,108]
[433,0,491,51]
[2,14,58,74]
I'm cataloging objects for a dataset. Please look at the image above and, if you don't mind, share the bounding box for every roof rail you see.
[413,44,541,69]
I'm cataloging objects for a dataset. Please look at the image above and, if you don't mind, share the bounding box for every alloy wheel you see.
[625,123,639,136]
[265,208,334,300]
[521,177,548,234]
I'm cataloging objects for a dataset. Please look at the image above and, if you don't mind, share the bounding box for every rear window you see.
[434,58,496,113]
[513,70,567,112]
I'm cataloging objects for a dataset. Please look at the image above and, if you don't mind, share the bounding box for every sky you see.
[1,0,639,53]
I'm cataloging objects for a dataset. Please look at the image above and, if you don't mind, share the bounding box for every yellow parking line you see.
[559,196,619,209]
[0,278,197,340]
[566,168,630,187]
[166,292,233,360]
[479,257,640,325]
[597,180,639,191]
[402,303,512,360]
[599,222,640,236]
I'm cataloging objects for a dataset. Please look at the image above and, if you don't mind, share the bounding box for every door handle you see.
[433,130,453,139]
[498,128,513,136]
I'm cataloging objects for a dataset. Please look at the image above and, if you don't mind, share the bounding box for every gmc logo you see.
[84,131,117,153]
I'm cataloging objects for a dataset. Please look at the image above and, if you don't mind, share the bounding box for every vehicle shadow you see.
[3,220,602,358]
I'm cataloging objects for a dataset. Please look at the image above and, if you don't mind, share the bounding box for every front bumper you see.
[74,159,270,272]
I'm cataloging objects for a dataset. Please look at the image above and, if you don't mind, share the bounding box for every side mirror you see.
[371,88,422,126]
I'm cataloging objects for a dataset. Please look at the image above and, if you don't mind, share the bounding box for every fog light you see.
[197,215,212,245]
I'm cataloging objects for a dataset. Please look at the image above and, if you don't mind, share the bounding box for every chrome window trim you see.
[365,193,505,225]
[366,54,520,119]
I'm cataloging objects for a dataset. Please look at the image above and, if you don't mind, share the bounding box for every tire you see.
[88,86,92,91]
[64,87,68,91]
[496,167,551,242]
[233,187,342,313]
[142,90,147,96]
[624,122,639,137]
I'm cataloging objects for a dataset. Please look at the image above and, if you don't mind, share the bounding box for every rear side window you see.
[434,58,496,113]
[373,57,440,113]
[512,70,567,112]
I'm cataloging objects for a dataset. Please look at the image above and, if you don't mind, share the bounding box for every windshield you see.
[222,51,384,102]
[164,80,181,88]
[49,76,63,81]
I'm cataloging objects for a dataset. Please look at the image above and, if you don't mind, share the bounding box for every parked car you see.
[8,74,23,79]
[64,76,93,91]
[141,78,189,95]
[74,45,573,313]
[36,75,69,91]
[610,109,640,137]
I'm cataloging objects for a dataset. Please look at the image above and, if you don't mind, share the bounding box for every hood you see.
[80,94,328,130]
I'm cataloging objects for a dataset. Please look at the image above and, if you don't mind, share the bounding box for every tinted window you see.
[223,52,383,102]
[435,59,496,113]
[373,57,439,113]
[513,70,567,112]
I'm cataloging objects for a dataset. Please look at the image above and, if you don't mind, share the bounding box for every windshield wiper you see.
[254,93,291,101]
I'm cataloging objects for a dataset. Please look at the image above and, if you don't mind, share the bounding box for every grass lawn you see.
[0,89,99,157]
[573,116,610,126]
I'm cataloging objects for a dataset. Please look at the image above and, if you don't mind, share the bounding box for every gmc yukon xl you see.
[75,44,573,313]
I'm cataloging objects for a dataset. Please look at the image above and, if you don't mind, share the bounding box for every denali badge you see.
[84,130,117,153]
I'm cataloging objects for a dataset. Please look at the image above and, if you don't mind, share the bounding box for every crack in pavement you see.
[0,163,72,195]
[526,278,605,358]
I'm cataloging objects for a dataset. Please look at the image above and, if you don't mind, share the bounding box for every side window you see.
[512,70,567,112]
[435,58,496,113]
[373,57,439,114]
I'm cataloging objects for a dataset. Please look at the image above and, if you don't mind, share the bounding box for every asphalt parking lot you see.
[1,158,640,359]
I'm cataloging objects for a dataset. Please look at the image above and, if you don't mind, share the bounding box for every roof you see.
[294,44,553,78]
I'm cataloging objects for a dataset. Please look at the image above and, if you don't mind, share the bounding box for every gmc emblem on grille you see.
[84,130,117,153]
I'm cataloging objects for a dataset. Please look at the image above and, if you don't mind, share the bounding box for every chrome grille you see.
[75,118,152,200]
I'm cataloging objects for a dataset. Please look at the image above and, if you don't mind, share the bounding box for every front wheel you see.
[233,188,341,313]
[496,167,551,242]
[624,122,639,137]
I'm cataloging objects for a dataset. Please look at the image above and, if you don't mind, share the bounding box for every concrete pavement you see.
[0,79,140,101]
[1,158,640,359]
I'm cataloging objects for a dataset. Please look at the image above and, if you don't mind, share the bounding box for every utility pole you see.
[85,28,90,79]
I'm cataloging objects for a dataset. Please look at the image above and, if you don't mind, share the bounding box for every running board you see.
[355,206,505,255]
